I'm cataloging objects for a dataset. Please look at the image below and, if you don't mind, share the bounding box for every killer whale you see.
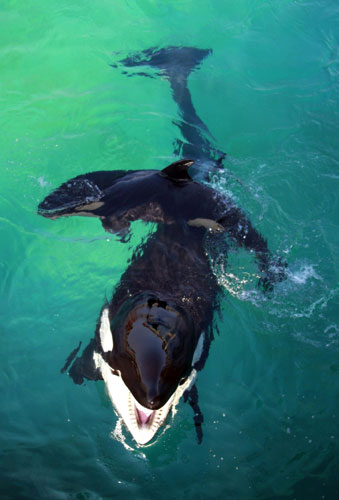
[39,47,286,445]
[40,159,284,444]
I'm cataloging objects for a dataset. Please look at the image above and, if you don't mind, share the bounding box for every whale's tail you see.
[116,46,211,81]
[113,46,226,177]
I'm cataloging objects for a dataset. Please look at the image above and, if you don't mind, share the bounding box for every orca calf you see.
[38,47,286,445]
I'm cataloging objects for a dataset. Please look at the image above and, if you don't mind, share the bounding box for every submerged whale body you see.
[38,47,286,445]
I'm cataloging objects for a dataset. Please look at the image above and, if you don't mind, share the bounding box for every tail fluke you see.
[113,46,226,177]
[115,46,211,81]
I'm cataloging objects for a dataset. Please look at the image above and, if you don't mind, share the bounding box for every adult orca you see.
[38,47,286,445]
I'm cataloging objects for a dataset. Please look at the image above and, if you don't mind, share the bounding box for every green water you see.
[1,1,338,499]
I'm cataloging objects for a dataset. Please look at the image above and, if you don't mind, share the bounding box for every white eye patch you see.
[192,332,205,366]
[99,307,113,352]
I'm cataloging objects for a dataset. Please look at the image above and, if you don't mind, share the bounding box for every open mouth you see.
[126,389,174,445]
[135,400,154,427]
[93,350,173,444]
[94,350,197,445]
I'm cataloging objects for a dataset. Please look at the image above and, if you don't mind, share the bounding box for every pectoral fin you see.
[183,384,204,444]
[64,339,103,385]
[38,170,133,219]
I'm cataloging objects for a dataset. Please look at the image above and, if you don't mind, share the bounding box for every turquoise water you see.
[1,0,339,498]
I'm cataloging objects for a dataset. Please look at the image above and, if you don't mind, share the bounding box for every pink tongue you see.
[136,408,153,426]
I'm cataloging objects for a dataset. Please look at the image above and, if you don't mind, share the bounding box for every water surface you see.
[1,1,338,499]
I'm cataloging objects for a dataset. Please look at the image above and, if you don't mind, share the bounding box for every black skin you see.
[101,223,218,410]
[39,46,286,443]
[38,161,284,291]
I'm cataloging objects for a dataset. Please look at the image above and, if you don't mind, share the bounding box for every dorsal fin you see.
[161,159,194,181]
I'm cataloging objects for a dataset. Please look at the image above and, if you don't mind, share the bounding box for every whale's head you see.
[94,295,202,445]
